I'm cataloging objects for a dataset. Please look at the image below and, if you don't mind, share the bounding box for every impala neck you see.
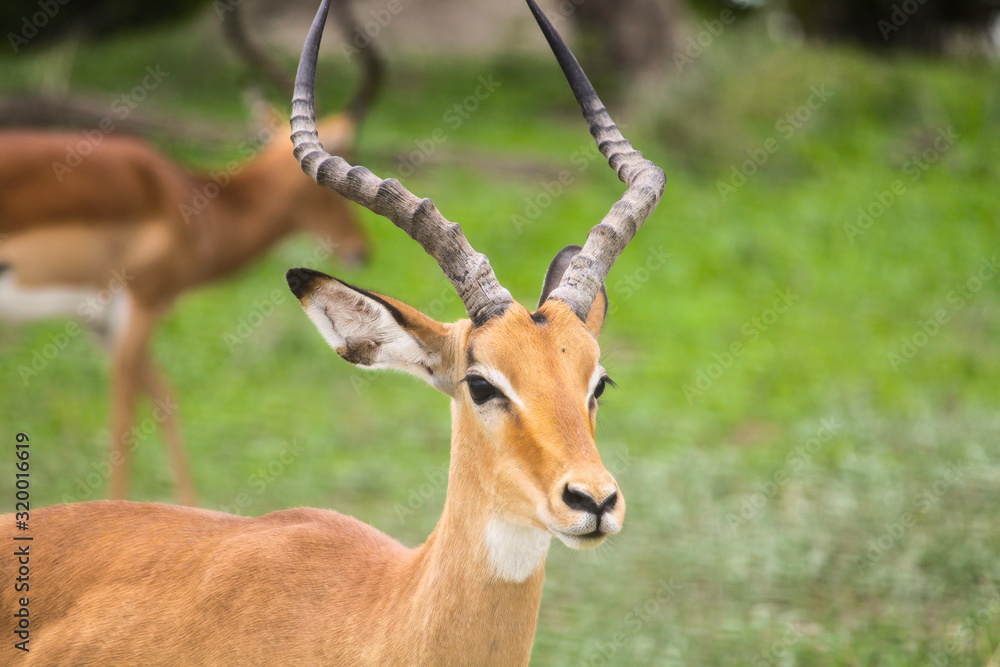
[405,400,550,664]
[191,143,305,282]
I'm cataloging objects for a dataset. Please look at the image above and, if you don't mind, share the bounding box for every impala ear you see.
[584,287,607,337]
[286,268,454,393]
[538,245,607,337]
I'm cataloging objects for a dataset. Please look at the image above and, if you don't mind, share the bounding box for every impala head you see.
[290,114,371,267]
[286,0,665,550]
[226,0,383,268]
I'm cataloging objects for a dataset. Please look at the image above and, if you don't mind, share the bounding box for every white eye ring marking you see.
[588,365,607,405]
[467,365,524,409]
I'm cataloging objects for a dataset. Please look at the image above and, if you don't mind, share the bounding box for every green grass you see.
[2,12,999,665]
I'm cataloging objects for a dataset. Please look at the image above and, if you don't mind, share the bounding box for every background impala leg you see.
[141,359,196,506]
[108,304,159,501]
[109,343,141,500]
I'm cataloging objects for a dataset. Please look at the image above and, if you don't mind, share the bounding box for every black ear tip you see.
[286,267,331,299]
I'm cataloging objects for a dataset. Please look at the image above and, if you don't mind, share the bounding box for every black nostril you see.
[562,485,601,515]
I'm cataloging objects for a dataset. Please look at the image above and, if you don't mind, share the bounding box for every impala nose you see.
[548,476,624,548]
[562,484,618,518]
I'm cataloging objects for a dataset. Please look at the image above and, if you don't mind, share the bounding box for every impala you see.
[0,0,382,505]
[0,0,664,663]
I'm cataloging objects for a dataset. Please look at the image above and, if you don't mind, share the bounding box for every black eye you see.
[593,376,614,400]
[466,375,497,405]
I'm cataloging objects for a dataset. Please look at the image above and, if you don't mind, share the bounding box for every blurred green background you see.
[1,0,999,664]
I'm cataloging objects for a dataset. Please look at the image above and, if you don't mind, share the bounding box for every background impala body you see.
[0,0,380,505]
[0,0,664,663]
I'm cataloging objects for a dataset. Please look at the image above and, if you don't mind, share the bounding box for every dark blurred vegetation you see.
[571,0,685,78]
[686,0,997,53]
[784,0,996,52]
[1,0,210,54]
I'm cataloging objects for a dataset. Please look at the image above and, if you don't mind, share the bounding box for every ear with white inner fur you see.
[286,268,452,392]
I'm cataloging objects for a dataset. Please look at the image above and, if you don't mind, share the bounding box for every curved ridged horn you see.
[291,0,512,327]
[525,0,666,321]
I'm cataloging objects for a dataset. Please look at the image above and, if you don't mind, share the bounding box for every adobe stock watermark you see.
[16,322,81,386]
[716,84,834,201]
[222,289,287,353]
[388,74,502,179]
[672,8,737,73]
[844,126,959,243]
[548,0,595,26]
[335,0,410,61]
[332,0,595,64]
[394,465,448,523]
[886,255,997,371]
[212,0,245,16]
[877,0,930,41]
[607,246,672,315]
[16,268,134,385]
[854,459,969,572]
[75,268,134,324]
[50,66,171,181]
[578,579,682,667]
[727,417,843,531]
[7,0,71,54]
[217,438,307,514]
[510,141,602,235]
[683,288,799,403]
[604,446,637,478]
[179,115,282,223]
[58,397,180,504]
[751,622,806,667]
[225,236,340,352]
[928,590,1000,665]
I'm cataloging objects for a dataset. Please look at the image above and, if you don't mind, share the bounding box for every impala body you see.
[0,122,366,300]
[0,0,664,663]
[0,0,379,505]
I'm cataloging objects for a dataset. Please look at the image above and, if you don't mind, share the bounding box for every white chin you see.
[553,530,607,550]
